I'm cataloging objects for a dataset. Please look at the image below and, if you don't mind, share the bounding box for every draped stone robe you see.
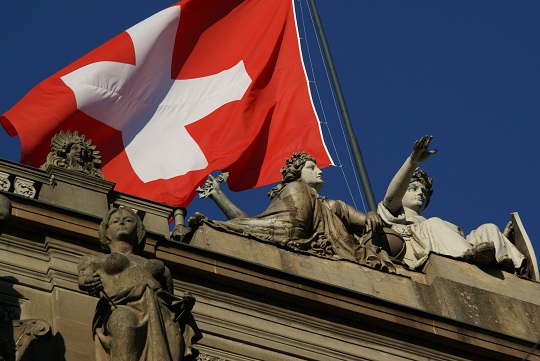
[204,181,395,272]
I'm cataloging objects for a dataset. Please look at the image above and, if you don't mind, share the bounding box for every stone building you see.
[0,157,539,361]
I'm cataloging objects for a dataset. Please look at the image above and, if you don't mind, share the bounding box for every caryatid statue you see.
[378,135,527,274]
[78,207,201,361]
[193,152,400,273]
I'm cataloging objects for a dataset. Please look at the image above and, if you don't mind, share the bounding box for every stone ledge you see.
[186,223,540,347]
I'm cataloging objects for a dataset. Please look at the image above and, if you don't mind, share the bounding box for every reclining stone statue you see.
[378,135,527,274]
[78,207,201,361]
[193,152,398,273]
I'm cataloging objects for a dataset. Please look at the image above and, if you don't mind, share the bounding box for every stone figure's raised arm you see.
[197,173,248,219]
[383,136,437,214]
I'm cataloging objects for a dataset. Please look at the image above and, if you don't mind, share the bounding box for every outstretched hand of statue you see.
[411,135,437,164]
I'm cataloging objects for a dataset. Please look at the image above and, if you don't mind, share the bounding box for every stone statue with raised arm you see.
[378,135,527,274]
[78,207,201,361]
[193,152,399,273]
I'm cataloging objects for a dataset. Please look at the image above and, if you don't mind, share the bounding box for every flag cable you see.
[297,0,367,212]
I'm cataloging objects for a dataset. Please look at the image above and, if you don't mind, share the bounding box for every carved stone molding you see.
[0,319,51,361]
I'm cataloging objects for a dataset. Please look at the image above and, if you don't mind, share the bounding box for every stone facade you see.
[0,158,539,360]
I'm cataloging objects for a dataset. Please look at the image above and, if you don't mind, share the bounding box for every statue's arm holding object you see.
[197,173,248,219]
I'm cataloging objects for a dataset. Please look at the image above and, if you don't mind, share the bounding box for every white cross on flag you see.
[1,0,333,206]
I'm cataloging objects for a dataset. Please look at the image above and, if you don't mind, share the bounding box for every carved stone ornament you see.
[0,301,52,361]
[0,172,10,192]
[40,130,104,179]
[12,178,36,199]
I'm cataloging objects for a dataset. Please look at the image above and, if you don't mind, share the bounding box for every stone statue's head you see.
[281,152,317,183]
[404,168,433,211]
[65,141,90,166]
[99,207,146,254]
[268,152,319,198]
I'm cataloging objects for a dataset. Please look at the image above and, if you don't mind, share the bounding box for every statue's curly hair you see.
[411,168,433,209]
[99,207,146,254]
[268,152,316,199]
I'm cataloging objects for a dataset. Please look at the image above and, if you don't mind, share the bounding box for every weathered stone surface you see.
[190,223,540,343]
[39,166,114,219]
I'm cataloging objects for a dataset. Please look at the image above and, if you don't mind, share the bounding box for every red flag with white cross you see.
[0,0,333,206]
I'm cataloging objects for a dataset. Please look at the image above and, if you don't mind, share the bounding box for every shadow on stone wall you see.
[0,276,64,361]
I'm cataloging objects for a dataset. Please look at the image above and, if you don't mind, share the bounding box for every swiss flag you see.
[1,0,333,206]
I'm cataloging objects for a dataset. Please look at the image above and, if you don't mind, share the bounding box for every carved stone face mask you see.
[300,160,324,192]
[68,143,87,164]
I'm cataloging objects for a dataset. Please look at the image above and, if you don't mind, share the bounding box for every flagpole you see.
[307,0,377,212]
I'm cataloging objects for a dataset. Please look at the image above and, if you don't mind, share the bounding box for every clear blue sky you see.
[1,1,539,260]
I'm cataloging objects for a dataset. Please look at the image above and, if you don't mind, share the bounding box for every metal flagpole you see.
[307,0,377,212]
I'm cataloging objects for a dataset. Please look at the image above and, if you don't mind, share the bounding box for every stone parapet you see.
[0,158,538,360]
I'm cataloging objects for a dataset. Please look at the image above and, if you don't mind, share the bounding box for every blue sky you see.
[1,1,539,263]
